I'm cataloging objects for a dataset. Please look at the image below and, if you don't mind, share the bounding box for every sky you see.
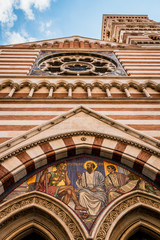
[0,0,160,45]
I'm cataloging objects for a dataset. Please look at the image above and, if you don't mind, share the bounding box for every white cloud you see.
[18,0,51,20]
[46,20,52,28]
[0,0,17,27]
[40,20,53,35]
[6,31,36,44]
[39,20,62,38]
[0,0,56,25]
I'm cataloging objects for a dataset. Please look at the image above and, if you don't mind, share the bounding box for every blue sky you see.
[0,0,160,45]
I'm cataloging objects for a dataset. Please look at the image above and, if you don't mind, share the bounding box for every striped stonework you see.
[0,49,40,76]
[0,15,160,212]
[0,133,159,198]
[115,50,160,77]
[0,99,159,143]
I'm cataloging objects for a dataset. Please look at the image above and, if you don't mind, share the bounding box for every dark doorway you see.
[128,230,159,240]
[21,233,46,240]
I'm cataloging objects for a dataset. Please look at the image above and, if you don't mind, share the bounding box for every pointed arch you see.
[0,191,86,240]
[95,191,160,240]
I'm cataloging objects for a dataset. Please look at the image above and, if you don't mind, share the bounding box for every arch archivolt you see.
[0,192,86,240]
[0,130,160,198]
[95,191,160,240]
[119,221,160,240]
[0,191,159,240]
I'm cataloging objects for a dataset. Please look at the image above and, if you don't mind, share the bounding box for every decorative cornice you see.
[0,130,160,162]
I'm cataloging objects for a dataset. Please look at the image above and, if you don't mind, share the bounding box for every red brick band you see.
[92,137,104,156]
[40,142,55,163]
[17,152,35,174]
[63,137,76,157]
[112,142,127,162]
[0,165,15,191]
[133,150,152,173]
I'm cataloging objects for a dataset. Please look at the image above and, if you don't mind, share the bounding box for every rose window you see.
[38,53,117,76]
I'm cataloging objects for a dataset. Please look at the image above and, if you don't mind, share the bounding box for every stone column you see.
[86,84,92,98]
[7,84,18,98]
[104,84,112,97]
[48,84,55,98]
[122,84,131,98]
[67,84,73,98]
[141,85,151,97]
[28,84,37,98]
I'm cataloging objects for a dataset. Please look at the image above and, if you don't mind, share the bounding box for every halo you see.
[84,161,97,170]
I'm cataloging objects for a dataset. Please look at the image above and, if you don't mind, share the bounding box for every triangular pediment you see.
[0,105,159,159]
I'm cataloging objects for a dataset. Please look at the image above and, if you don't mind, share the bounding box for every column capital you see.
[103,83,111,90]
[30,83,38,90]
[66,83,74,90]
[140,84,151,97]
[48,83,56,90]
[85,84,93,90]
[121,84,129,90]
[11,83,19,90]
[140,84,146,90]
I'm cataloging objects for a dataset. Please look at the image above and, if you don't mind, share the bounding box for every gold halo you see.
[84,161,97,170]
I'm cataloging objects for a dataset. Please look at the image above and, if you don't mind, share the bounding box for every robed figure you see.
[76,161,107,216]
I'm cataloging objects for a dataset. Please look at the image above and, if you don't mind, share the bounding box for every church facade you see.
[0,15,160,240]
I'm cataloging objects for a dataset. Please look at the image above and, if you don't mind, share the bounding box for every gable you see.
[0,105,159,201]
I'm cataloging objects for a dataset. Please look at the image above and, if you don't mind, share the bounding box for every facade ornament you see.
[85,84,92,98]
[0,193,84,239]
[67,84,74,98]
[1,130,160,163]
[141,84,151,98]
[7,83,19,98]
[28,83,37,98]
[96,193,160,240]
[122,84,131,98]
[103,84,112,97]
[48,83,56,97]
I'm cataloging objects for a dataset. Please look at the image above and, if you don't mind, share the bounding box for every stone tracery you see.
[38,53,117,76]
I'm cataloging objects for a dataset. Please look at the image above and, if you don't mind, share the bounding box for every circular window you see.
[38,53,117,76]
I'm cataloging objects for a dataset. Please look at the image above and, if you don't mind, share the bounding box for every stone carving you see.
[34,197,83,239]
[30,51,126,76]
[0,198,34,220]
[96,195,160,240]
[1,130,160,162]
[0,195,83,239]
[0,192,159,240]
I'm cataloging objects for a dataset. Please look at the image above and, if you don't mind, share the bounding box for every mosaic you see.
[3,157,160,231]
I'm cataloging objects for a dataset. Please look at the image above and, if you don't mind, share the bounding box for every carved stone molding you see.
[1,129,160,162]
[0,193,84,240]
[0,192,159,240]
[96,192,160,240]
[34,198,83,240]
